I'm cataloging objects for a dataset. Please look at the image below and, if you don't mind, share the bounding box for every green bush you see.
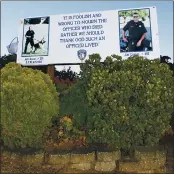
[1,63,59,149]
[55,67,79,81]
[59,80,93,130]
[86,55,174,150]
[58,56,102,132]
[59,55,103,131]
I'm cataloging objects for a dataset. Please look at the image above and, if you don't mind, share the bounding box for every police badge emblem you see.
[77,49,87,61]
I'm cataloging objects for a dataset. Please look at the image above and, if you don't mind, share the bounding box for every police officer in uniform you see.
[24,26,35,54]
[122,12,147,52]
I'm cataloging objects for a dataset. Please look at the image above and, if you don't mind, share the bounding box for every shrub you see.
[58,56,101,134]
[79,54,103,93]
[55,78,76,93]
[44,115,86,152]
[55,67,79,81]
[54,67,79,94]
[1,63,59,149]
[59,80,94,130]
[86,55,174,150]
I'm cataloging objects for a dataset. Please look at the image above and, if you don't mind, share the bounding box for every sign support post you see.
[47,65,55,82]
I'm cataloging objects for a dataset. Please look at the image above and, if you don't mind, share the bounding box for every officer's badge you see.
[77,49,87,61]
[139,25,142,27]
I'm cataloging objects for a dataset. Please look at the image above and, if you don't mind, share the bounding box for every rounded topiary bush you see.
[1,63,59,149]
[86,55,174,150]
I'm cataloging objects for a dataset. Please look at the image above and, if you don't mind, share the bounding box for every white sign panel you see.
[17,7,160,65]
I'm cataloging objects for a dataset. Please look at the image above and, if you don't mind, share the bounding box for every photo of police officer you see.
[24,26,35,54]
[119,9,152,53]
[22,17,50,57]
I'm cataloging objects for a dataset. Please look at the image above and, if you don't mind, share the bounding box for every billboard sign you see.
[17,6,160,65]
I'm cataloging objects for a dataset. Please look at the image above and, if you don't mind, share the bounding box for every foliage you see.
[55,78,76,93]
[160,56,174,74]
[55,67,79,81]
[0,54,17,68]
[58,55,103,134]
[86,54,174,150]
[79,54,103,93]
[43,115,86,151]
[56,82,69,93]
[54,67,79,94]
[57,115,85,140]
[59,80,94,130]
[1,63,59,149]
[119,9,149,18]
